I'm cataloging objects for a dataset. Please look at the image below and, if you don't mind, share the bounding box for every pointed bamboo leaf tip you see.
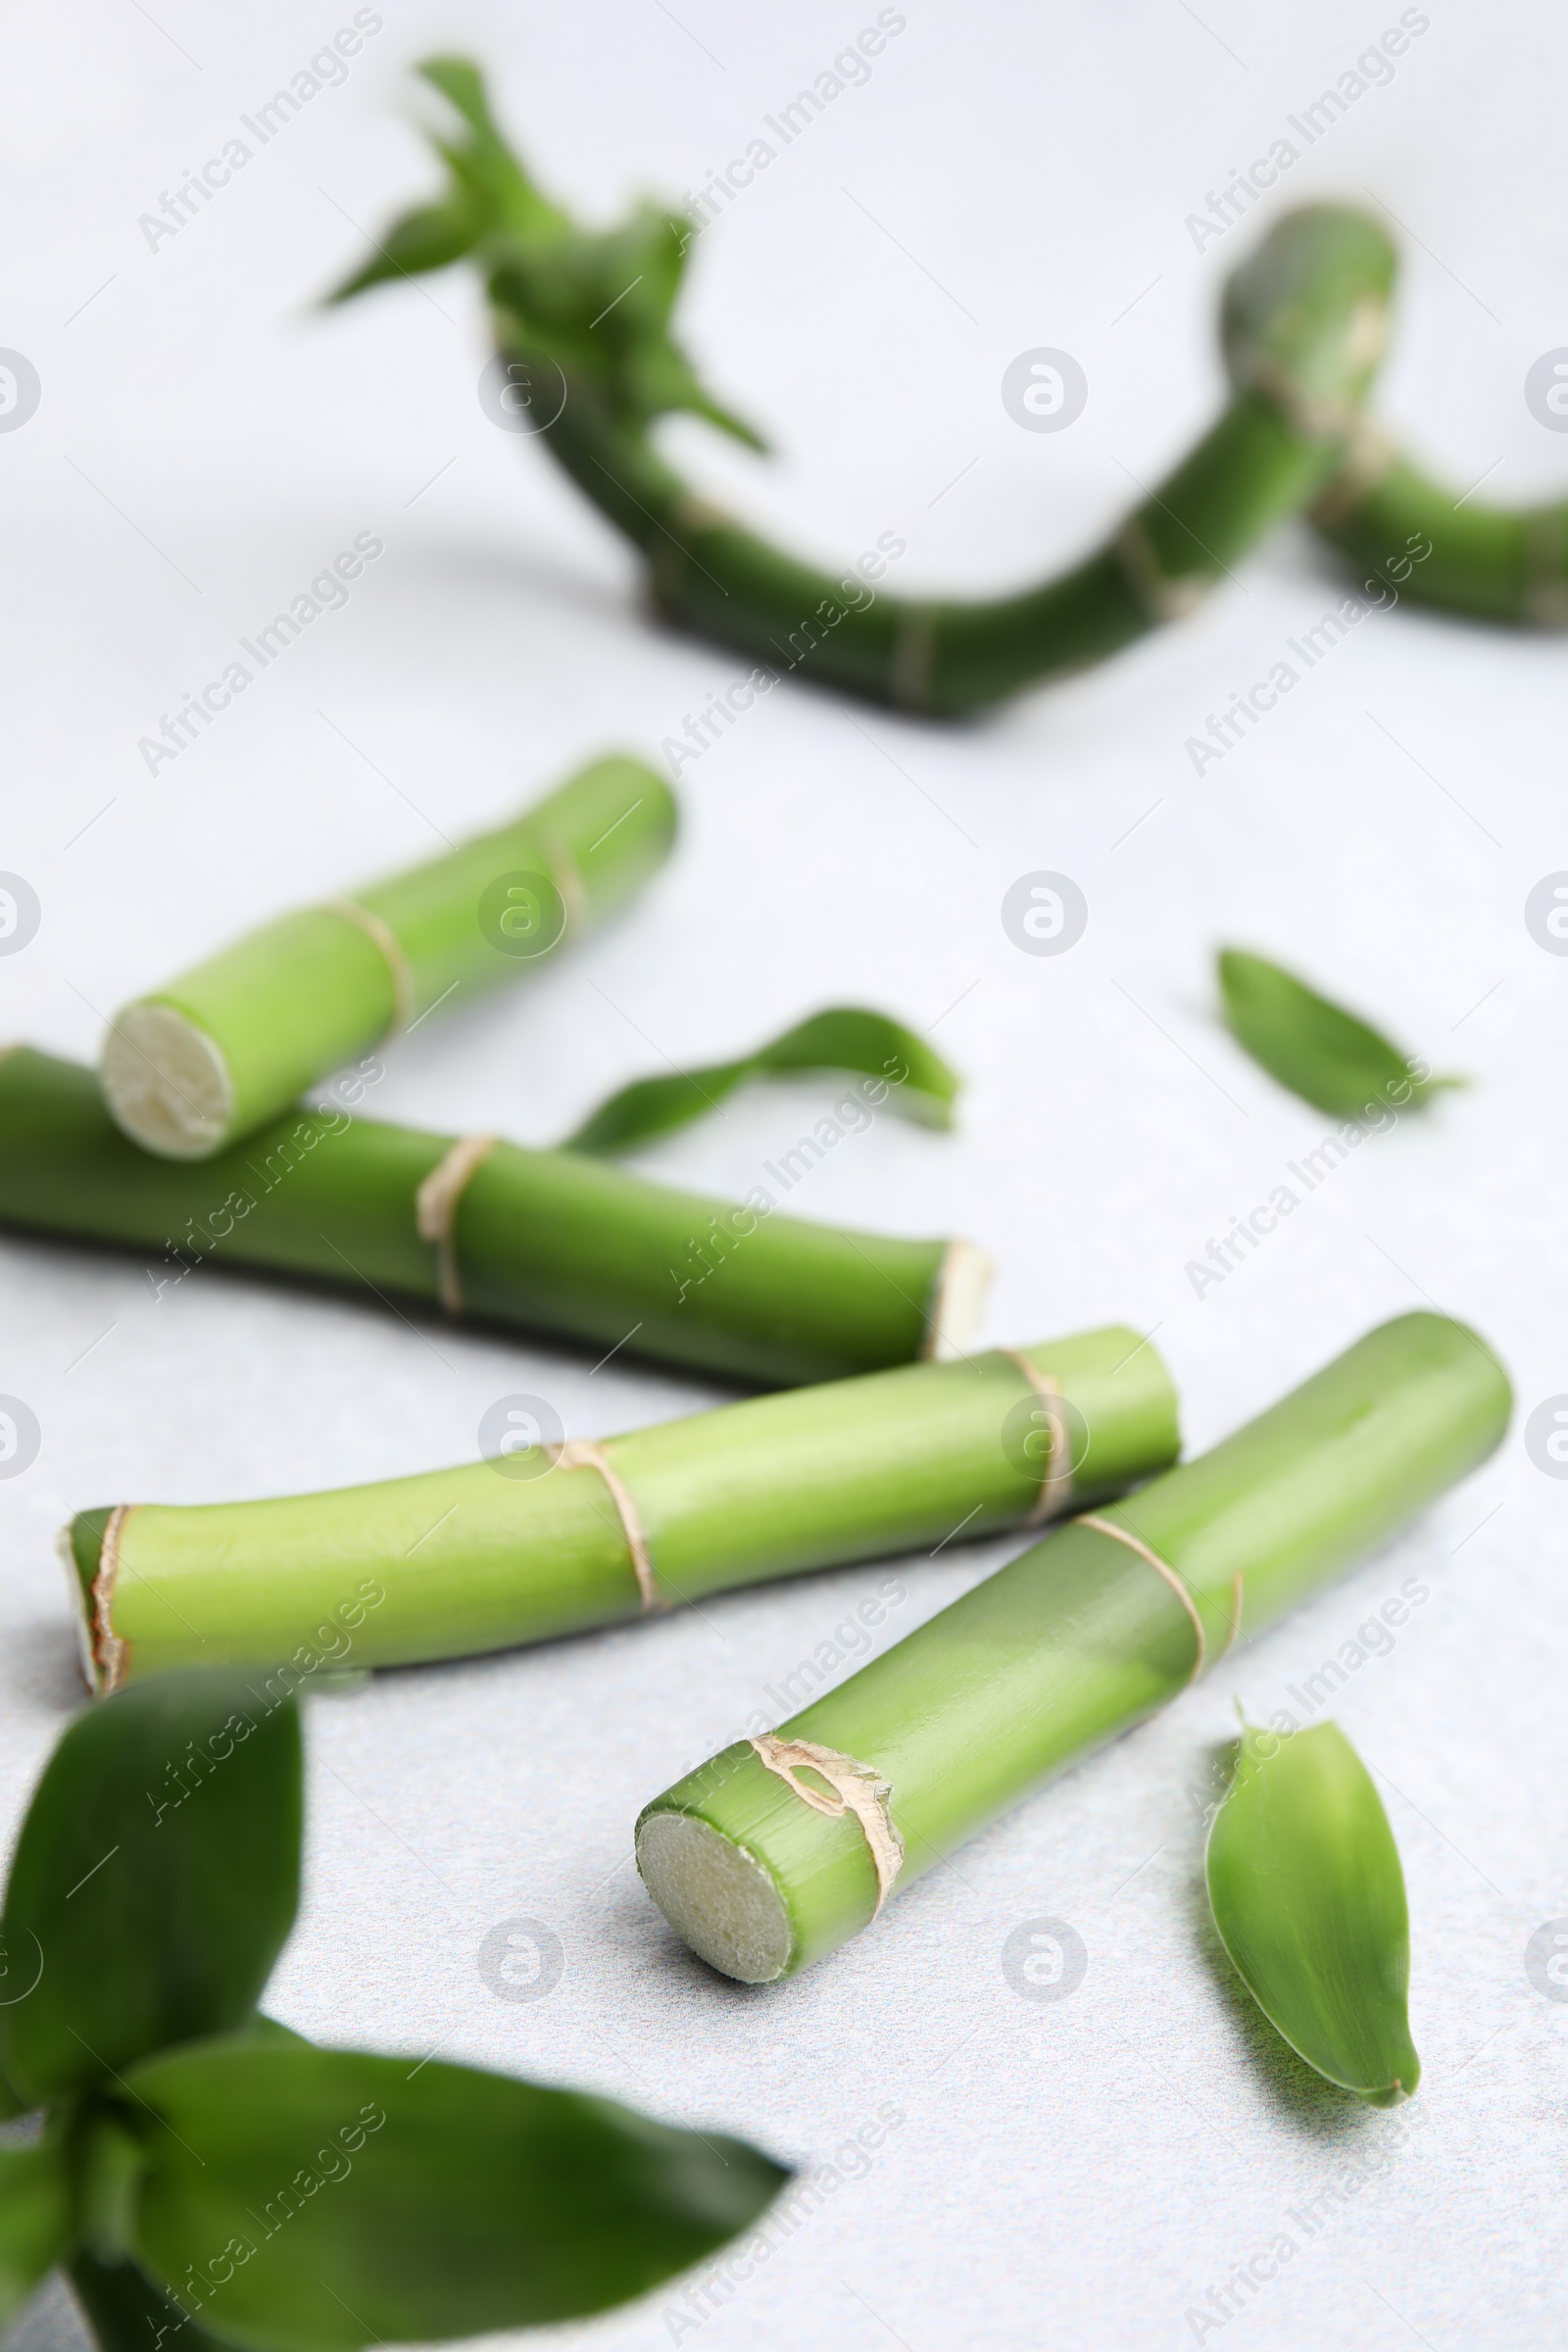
[417,55,497,134]
[1216,946,1460,1120]
[1205,1721,1419,2103]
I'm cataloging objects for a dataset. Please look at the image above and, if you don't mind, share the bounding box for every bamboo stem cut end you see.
[924,1240,993,1361]
[56,1521,101,1695]
[100,1004,234,1158]
[636,1812,793,1984]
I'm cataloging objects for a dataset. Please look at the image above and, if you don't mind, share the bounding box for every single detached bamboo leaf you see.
[564,1006,959,1154]
[1218,948,1459,1118]
[0,2142,74,2327]
[1205,1722,1419,2104]
[0,1673,301,2106]
[112,2038,787,2352]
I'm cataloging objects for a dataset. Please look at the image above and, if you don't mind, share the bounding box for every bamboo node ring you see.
[997,1350,1074,1525]
[554,1439,663,1614]
[416,1134,500,1315]
[749,1734,905,1915]
[1076,1512,1207,1683]
[90,1503,135,1696]
[324,898,416,1034]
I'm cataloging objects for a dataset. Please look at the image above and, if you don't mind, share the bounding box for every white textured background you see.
[2,2,1566,2346]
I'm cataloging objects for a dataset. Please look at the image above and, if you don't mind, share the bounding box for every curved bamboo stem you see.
[1313,428,1568,624]
[326,64,1397,714]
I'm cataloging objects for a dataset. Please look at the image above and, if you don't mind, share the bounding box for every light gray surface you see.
[2,2,1566,2346]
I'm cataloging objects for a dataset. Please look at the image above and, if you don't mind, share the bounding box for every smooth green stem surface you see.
[65,1328,1179,1690]
[1313,449,1568,624]
[638,1312,1510,1982]
[552,386,1348,713]
[514,195,1395,712]
[99,755,674,1158]
[0,1050,962,1387]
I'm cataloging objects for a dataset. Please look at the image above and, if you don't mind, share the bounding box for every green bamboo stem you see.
[61,1328,1179,1693]
[330,66,1396,713]
[1312,434,1568,623]
[0,1050,984,1388]
[636,1312,1509,1984]
[99,755,674,1160]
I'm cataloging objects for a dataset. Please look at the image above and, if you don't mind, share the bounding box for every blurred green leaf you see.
[563,1006,959,1154]
[112,2037,787,2351]
[1206,1722,1420,2104]
[326,203,483,302]
[70,2253,234,2352]
[0,1673,301,2105]
[1218,948,1458,1118]
[328,56,761,448]
[0,2142,74,2328]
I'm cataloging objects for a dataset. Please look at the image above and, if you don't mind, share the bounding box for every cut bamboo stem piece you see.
[636,1312,1509,1984]
[0,1050,975,1386]
[99,755,674,1158]
[61,1328,1179,1692]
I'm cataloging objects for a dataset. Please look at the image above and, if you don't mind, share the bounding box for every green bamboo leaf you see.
[0,2143,74,2328]
[416,56,499,140]
[0,1672,301,2106]
[563,1006,959,1154]
[326,203,483,303]
[70,2253,234,2352]
[331,57,762,448]
[1205,1722,1420,2104]
[1217,948,1460,1118]
[108,2037,786,2351]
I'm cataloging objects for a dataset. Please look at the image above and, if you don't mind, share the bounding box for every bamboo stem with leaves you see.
[325,61,1397,715]
[0,1673,784,2350]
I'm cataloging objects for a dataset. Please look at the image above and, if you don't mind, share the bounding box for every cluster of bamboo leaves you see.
[0,1674,784,2351]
